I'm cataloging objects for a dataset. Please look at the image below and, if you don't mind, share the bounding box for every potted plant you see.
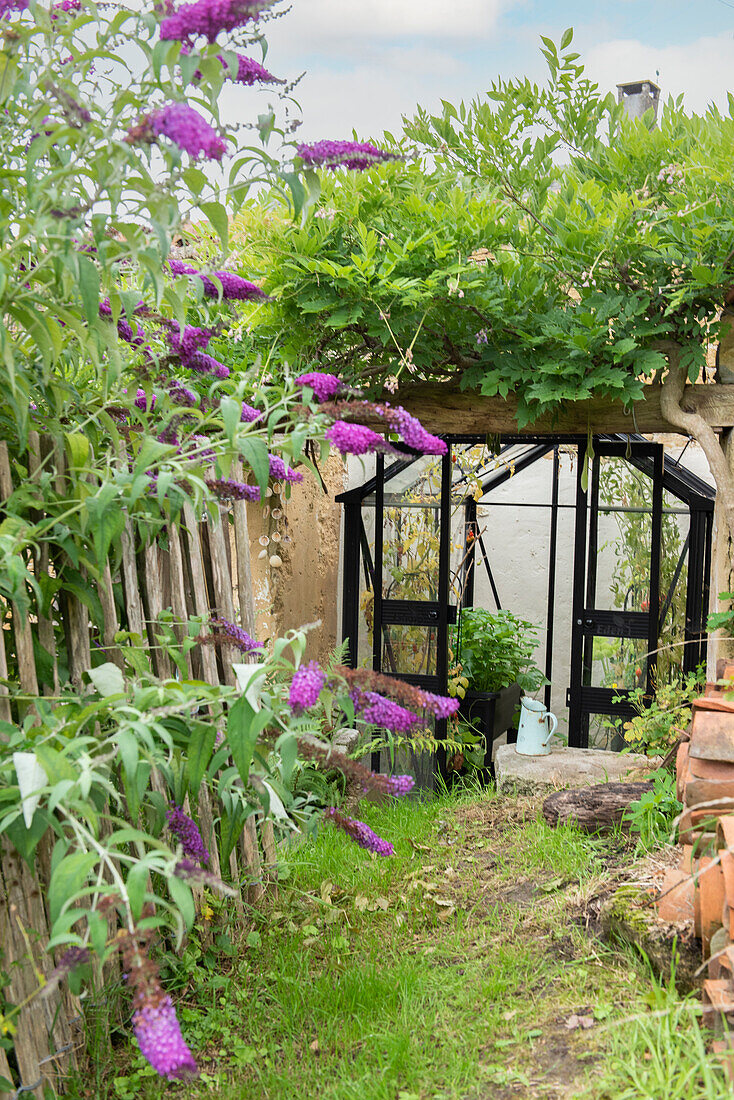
[449,609,547,778]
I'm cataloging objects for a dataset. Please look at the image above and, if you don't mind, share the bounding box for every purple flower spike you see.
[289,661,326,713]
[241,402,262,423]
[0,0,28,17]
[297,140,402,172]
[134,388,156,411]
[219,53,278,84]
[268,454,302,483]
[166,805,209,865]
[388,407,446,456]
[416,689,460,719]
[325,422,396,457]
[168,381,198,407]
[168,258,268,301]
[133,994,198,1080]
[295,371,344,403]
[325,808,394,857]
[160,0,272,42]
[128,103,226,161]
[386,774,415,797]
[205,477,261,503]
[353,691,418,733]
[208,616,262,652]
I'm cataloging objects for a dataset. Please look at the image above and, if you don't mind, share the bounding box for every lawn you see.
[97,787,727,1100]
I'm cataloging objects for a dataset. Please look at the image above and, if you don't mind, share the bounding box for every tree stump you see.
[542,781,654,832]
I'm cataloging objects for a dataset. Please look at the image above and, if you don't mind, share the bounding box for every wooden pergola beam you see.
[390,383,734,436]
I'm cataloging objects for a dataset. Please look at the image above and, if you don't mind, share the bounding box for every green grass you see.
[77,787,733,1100]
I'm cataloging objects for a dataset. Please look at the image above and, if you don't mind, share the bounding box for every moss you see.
[600,884,700,994]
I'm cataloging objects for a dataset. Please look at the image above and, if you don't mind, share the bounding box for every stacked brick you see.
[666,664,734,1064]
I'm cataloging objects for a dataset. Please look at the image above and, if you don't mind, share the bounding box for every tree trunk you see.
[659,343,734,668]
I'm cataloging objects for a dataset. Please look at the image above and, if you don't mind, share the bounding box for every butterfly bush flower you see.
[241,402,261,422]
[127,103,226,161]
[133,994,198,1080]
[168,258,268,301]
[134,389,155,411]
[297,140,401,172]
[385,407,446,456]
[206,616,262,652]
[205,477,261,502]
[220,53,278,84]
[121,932,198,1081]
[168,381,197,406]
[166,805,209,864]
[295,371,344,403]
[160,0,272,42]
[268,454,302,483]
[353,690,418,733]
[325,421,397,457]
[386,774,415,796]
[168,323,229,378]
[289,661,327,713]
[296,737,414,798]
[336,666,459,722]
[325,808,394,856]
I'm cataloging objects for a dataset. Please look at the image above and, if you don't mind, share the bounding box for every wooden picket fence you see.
[0,433,279,1097]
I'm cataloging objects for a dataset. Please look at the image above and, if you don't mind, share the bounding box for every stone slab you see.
[494,744,656,795]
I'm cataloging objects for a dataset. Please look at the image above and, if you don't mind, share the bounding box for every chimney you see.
[616,79,661,122]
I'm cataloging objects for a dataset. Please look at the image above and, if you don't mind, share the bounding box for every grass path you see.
[106,788,730,1100]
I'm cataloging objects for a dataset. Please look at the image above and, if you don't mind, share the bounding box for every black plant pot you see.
[457,682,522,783]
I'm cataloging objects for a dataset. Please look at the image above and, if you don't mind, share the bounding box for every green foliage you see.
[245,31,734,425]
[616,666,705,755]
[623,770,681,853]
[707,591,734,633]
[453,608,546,695]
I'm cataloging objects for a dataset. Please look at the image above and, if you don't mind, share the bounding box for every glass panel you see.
[594,457,652,613]
[588,714,623,751]
[658,501,690,681]
[381,624,437,677]
[357,503,376,669]
[588,636,648,690]
[382,455,442,601]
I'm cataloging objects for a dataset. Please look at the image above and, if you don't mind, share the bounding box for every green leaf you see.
[185,722,216,798]
[227,695,271,784]
[220,396,241,443]
[240,435,270,492]
[87,909,108,958]
[77,256,101,324]
[200,202,229,252]
[49,851,98,926]
[168,874,195,929]
[65,432,90,472]
[126,861,150,922]
[88,661,125,697]
[560,27,573,50]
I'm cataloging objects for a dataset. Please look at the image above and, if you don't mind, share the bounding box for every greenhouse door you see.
[339,448,455,785]
[568,440,663,748]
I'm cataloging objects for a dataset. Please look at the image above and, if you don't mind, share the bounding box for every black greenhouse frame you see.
[337,433,715,779]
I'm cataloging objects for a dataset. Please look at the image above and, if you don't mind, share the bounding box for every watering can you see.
[515,697,558,756]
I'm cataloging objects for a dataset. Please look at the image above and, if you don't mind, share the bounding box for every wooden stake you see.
[181,503,219,686]
[0,443,39,699]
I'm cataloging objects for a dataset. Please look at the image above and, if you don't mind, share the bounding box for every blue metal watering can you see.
[515,697,558,756]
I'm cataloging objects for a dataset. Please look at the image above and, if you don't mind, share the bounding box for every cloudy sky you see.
[242,0,734,143]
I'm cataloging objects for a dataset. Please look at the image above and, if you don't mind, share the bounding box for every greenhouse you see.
[339,434,714,779]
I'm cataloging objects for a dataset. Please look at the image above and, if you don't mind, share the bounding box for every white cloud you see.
[584,34,734,114]
[268,0,512,45]
[264,46,476,141]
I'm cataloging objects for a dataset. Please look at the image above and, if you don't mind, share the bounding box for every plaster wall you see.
[247,451,347,666]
